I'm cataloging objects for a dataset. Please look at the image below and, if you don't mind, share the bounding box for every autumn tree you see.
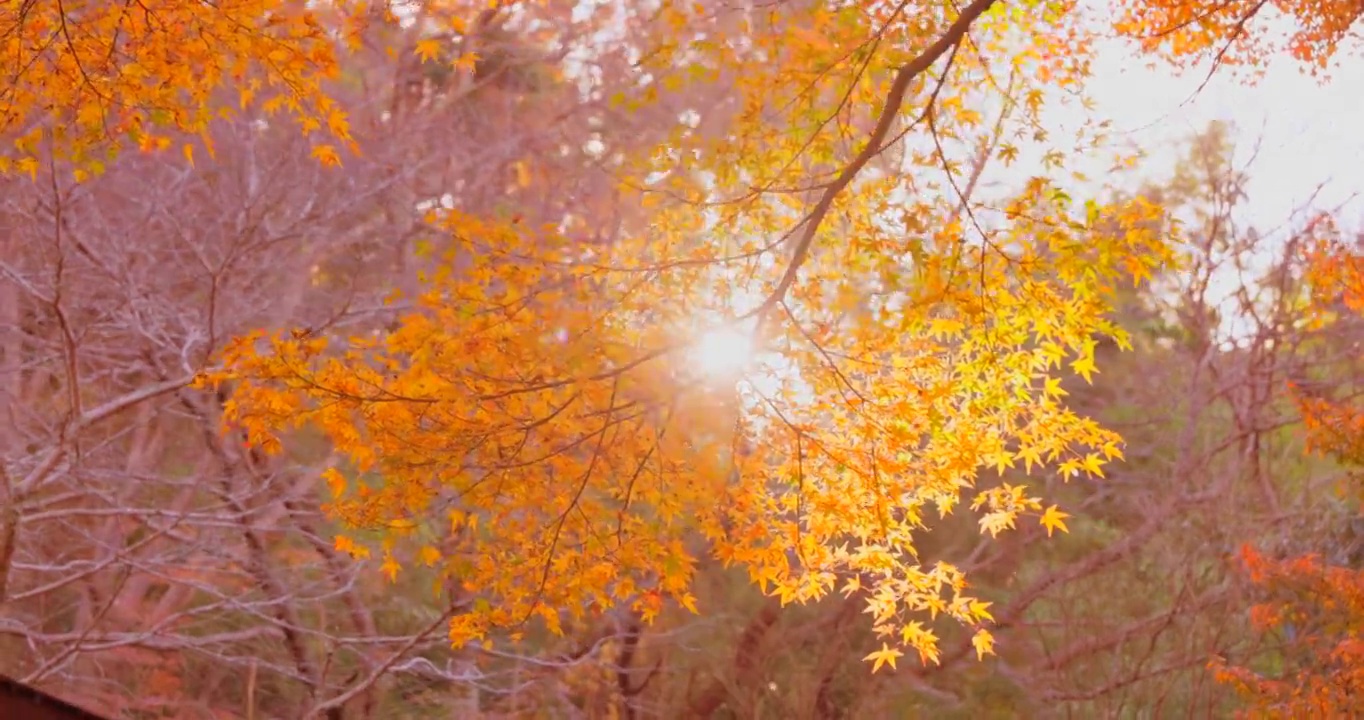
[633,120,1354,718]
[0,0,351,173]
[208,0,1175,673]
[0,2,672,715]
[965,124,1341,716]
[1212,235,1364,718]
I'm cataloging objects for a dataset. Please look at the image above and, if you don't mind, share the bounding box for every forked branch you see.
[754,0,999,321]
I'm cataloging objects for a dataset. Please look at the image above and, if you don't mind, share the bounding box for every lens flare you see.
[689,326,755,378]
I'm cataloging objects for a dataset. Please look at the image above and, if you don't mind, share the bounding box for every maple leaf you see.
[1071,352,1097,384]
[972,629,996,660]
[415,38,444,64]
[1017,444,1044,473]
[863,643,904,673]
[840,575,862,598]
[380,554,401,583]
[980,511,1016,538]
[311,144,342,167]
[1040,505,1071,537]
[1081,452,1106,478]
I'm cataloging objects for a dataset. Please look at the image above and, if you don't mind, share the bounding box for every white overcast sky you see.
[1085,36,1364,234]
[1082,32,1364,341]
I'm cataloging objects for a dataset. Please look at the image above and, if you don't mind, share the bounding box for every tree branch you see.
[16,374,201,496]
[752,0,999,322]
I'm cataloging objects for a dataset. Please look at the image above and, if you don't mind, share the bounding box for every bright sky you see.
[1087,40,1364,233]
[1068,27,1364,341]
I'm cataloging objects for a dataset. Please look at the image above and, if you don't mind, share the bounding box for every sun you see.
[690,325,756,378]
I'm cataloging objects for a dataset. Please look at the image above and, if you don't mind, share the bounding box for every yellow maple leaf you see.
[1016,444,1044,473]
[972,629,996,660]
[970,598,994,623]
[1071,349,1097,384]
[840,575,862,598]
[1040,505,1071,537]
[380,554,401,582]
[311,144,342,167]
[988,449,1015,475]
[1081,452,1106,478]
[980,511,1016,538]
[415,38,443,64]
[863,643,903,673]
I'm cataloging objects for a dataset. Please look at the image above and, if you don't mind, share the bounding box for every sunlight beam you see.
[689,326,755,379]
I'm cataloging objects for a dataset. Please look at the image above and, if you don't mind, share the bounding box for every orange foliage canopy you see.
[1213,240,1364,715]
[0,0,360,175]
[1215,547,1364,717]
[1116,0,1364,72]
[203,0,1174,666]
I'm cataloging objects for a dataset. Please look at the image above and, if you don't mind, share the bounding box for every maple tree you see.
[0,5,640,714]
[201,0,1177,669]
[635,121,1358,716]
[1215,546,1364,717]
[1211,238,1364,717]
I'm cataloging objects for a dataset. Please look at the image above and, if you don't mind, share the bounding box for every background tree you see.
[1211,234,1364,718]
[0,2,682,715]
